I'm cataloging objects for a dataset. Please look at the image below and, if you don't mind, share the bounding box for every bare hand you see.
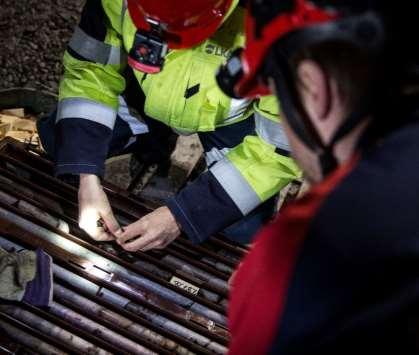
[116,207,181,252]
[78,174,120,241]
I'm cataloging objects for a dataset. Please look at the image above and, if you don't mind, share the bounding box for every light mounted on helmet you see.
[127,0,234,73]
[217,0,386,178]
[217,0,340,98]
[128,18,168,74]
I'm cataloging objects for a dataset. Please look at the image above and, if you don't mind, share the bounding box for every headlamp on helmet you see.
[127,0,234,74]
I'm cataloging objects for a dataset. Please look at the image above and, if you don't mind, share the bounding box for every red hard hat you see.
[127,0,234,49]
[236,0,338,97]
[219,0,392,98]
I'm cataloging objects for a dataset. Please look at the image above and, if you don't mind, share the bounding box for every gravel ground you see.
[0,0,83,92]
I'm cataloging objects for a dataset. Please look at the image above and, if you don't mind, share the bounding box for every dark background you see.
[0,0,84,93]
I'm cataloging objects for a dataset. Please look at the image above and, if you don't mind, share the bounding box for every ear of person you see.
[297,59,330,123]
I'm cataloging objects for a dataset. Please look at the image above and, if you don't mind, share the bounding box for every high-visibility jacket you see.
[55,0,301,242]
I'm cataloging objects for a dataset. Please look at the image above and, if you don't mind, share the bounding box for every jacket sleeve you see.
[167,95,302,244]
[55,0,127,177]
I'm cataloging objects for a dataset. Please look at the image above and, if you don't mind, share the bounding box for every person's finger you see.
[117,219,147,244]
[121,233,156,252]
[95,230,115,241]
[101,207,120,235]
[139,232,173,252]
[150,236,175,251]
[141,240,166,252]
[83,222,114,241]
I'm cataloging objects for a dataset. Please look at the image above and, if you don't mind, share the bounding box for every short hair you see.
[289,41,374,114]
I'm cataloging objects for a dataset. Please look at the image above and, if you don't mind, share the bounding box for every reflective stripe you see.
[121,0,128,28]
[210,157,261,215]
[57,98,117,129]
[69,27,125,65]
[124,136,137,149]
[225,98,251,124]
[255,112,291,152]
[205,147,230,166]
[118,96,149,135]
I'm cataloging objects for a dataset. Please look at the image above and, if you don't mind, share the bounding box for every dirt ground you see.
[0,0,83,92]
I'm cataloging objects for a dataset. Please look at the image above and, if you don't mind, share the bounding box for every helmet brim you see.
[128,0,233,49]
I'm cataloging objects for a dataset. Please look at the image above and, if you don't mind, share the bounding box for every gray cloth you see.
[0,247,37,301]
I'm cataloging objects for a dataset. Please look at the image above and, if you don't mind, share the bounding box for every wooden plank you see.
[169,134,203,189]
[0,114,19,126]
[5,131,32,142]
[0,114,36,133]
[0,122,11,137]
[12,119,36,133]
[1,108,25,118]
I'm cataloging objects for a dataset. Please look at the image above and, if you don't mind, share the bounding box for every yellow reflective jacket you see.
[57,0,301,227]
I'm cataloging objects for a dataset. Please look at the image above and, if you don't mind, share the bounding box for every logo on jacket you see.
[205,44,231,58]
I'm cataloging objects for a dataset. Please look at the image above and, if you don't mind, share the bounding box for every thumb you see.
[101,208,120,235]
[117,218,147,244]
[113,227,124,238]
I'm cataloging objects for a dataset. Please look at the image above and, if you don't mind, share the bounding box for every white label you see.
[170,276,200,296]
